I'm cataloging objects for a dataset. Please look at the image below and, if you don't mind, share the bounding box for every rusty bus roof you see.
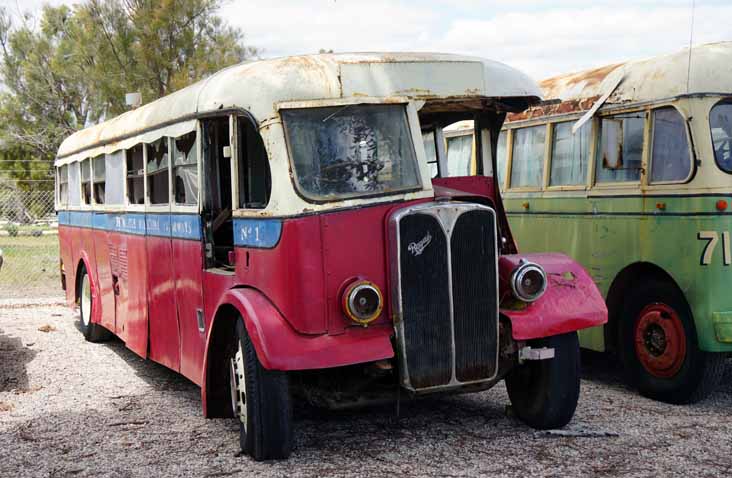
[56,52,541,163]
[510,41,732,122]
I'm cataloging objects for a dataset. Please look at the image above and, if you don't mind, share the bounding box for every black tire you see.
[619,279,726,404]
[229,319,292,461]
[506,332,580,429]
[78,267,112,343]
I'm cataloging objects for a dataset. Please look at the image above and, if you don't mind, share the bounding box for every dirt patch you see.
[1,305,731,477]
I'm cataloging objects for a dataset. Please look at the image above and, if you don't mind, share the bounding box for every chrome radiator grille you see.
[389,202,499,392]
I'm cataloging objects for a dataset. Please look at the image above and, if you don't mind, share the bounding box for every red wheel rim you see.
[634,303,686,378]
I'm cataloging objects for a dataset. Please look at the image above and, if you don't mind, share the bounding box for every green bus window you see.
[146,138,169,205]
[650,107,691,183]
[550,121,590,186]
[710,100,732,174]
[422,131,439,178]
[510,125,545,188]
[173,131,198,205]
[446,135,472,177]
[81,158,92,205]
[496,131,507,188]
[595,113,643,183]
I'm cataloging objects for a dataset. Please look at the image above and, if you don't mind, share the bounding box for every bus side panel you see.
[108,228,129,343]
[175,237,205,386]
[58,224,75,305]
[91,215,116,332]
[124,231,149,358]
[79,224,110,329]
[235,216,327,335]
[146,233,181,371]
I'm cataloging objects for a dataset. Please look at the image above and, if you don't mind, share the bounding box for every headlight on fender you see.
[342,280,383,326]
[510,260,547,303]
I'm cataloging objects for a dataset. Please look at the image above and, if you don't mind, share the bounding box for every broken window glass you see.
[93,156,106,204]
[173,131,198,205]
[422,130,439,178]
[595,113,643,183]
[710,100,732,174]
[81,158,92,205]
[650,107,691,183]
[510,125,546,188]
[147,137,170,205]
[282,104,420,201]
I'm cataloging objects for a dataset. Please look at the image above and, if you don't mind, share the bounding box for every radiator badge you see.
[408,232,432,257]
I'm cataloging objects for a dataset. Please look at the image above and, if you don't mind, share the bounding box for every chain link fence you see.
[0,182,60,299]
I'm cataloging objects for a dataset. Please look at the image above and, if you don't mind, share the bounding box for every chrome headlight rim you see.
[510,260,547,303]
[342,280,384,325]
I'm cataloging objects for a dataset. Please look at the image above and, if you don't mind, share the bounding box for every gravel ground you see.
[1,302,732,478]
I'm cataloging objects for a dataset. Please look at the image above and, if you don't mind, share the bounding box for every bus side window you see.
[173,131,198,206]
[126,145,145,205]
[550,121,590,186]
[422,130,439,178]
[81,158,92,205]
[57,165,69,207]
[496,131,507,188]
[595,113,643,183]
[510,125,545,188]
[147,138,170,205]
[68,161,81,207]
[710,100,732,173]
[93,156,106,204]
[445,135,472,176]
[649,107,691,183]
[238,118,271,209]
[105,150,125,205]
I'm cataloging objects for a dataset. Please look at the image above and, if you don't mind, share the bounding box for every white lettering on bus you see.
[698,231,731,266]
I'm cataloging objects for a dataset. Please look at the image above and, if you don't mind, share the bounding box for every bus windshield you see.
[710,100,732,174]
[282,104,421,201]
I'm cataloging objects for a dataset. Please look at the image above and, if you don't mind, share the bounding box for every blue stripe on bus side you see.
[58,211,202,240]
[233,218,282,248]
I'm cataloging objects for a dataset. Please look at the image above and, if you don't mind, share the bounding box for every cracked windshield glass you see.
[282,104,421,201]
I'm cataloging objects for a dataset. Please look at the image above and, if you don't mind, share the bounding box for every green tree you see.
[0,0,258,188]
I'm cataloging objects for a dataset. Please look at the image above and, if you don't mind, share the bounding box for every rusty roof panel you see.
[510,41,732,122]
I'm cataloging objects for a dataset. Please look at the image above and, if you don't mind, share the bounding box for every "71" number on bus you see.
[698,231,731,266]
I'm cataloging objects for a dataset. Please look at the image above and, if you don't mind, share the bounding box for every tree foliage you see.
[0,0,258,188]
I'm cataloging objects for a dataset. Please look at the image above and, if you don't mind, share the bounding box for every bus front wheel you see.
[228,319,292,461]
[620,280,726,404]
[78,267,111,343]
[505,332,580,429]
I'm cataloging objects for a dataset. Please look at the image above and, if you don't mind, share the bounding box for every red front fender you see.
[499,253,607,341]
[207,287,394,372]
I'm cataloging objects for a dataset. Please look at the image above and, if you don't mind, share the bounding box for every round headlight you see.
[342,280,383,325]
[511,260,547,303]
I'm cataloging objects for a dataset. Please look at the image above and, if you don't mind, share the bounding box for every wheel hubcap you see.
[81,274,91,327]
[634,303,686,378]
[229,342,247,427]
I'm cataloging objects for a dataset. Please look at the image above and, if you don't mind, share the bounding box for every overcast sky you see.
[2,0,731,79]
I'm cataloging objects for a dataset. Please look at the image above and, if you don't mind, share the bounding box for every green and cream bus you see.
[436,42,732,404]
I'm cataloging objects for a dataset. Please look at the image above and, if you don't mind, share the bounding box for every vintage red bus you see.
[55,53,607,460]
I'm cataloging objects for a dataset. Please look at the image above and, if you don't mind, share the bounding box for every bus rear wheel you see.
[228,319,292,461]
[78,267,111,343]
[505,332,580,429]
[620,280,726,404]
